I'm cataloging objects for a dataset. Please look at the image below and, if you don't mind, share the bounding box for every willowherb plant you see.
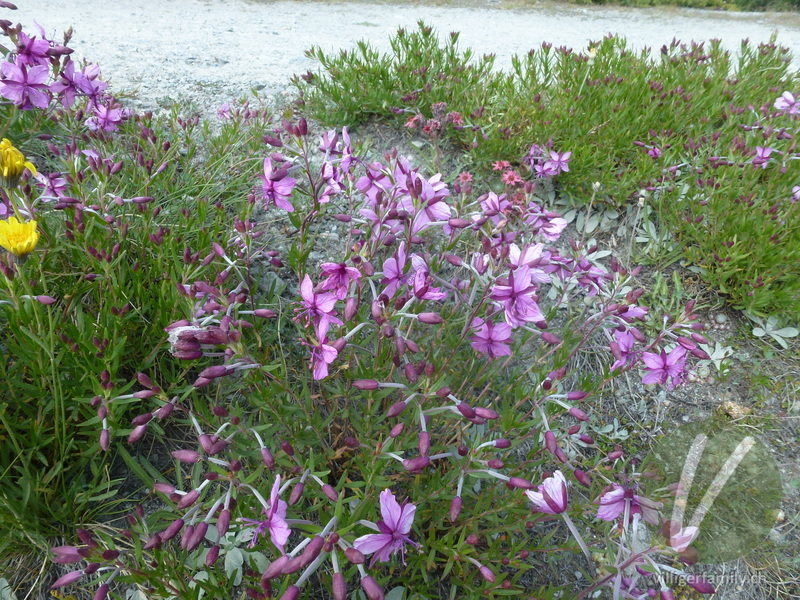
[43,115,717,600]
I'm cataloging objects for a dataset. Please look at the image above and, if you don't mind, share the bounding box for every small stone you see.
[714,313,728,324]
[720,400,750,419]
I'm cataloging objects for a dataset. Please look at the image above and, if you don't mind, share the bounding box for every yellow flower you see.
[0,216,40,259]
[0,138,38,189]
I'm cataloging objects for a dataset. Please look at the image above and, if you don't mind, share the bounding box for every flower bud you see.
[205,544,220,566]
[99,428,110,451]
[51,570,83,589]
[51,546,83,564]
[474,407,500,419]
[333,572,347,600]
[389,423,405,438]
[449,496,462,522]
[186,521,208,551]
[417,312,443,324]
[607,446,624,461]
[279,585,300,600]
[569,407,590,421]
[457,403,475,419]
[217,509,231,536]
[387,400,407,417]
[541,332,560,344]
[289,481,305,506]
[143,533,162,550]
[479,566,495,583]
[508,477,534,489]
[404,362,418,383]
[403,456,430,471]
[161,518,184,541]
[177,489,200,509]
[354,379,379,390]
[544,430,557,454]
[322,484,339,502]
[686,577,715,594]
[331,546,359,568]
[262,555,289,580]
[418,431,430,455]
[127,424,147,444]
[171,449,201,463]
[574,469,591,486]
[261,447,275,469]
[361,575,384,600]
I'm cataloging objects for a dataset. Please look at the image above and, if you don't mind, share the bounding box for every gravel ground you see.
[7,0,800,116]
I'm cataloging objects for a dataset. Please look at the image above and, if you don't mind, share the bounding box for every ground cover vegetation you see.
[0,4,797,600]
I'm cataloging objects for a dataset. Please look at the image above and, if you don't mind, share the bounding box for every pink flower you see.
[295,274,342,339]
[526,470,568,514]
[0,60,51,110]
[490,266,545,328]
[354,489,418,567]
[85,101,126,132]
[308,338,338,380]
[641,345,687,389]
[492,160,511,171]
[609,329,636,372]
[774,91,798,115]
[260,157,296,212]
[545,150,572,174]
[469,318,512,359]
[381,242,410,298]
[241,476,291,553]
[501,169,523,186]
[597,484,661,525]
[752,146,773,169]
[15,31,51,67]
[320,262,361,299]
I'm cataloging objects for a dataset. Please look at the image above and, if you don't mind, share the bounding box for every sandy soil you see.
[7,0,800,115]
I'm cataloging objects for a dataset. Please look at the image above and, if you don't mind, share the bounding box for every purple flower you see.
[217,102,231,119]
[50,60,81,108]
[354,489,418,567]
[774,91,798,115]
[647,146,662,159]
[241,476,291,553]
[381,242,410,298]
[34,171,69,201]
[308,338,338,380]
[85,101,126,132]
[792,185,800,203]
[480,191,510,225]
[489,266,545,328]
[752,146,773,169]
[410,254,446,301]
[469,318,512,359]
[15,31,51,67]
[260,157,296,212]
[75,64,107,104]
[641,345,687,389]
[295,274,342,339]
[544,150,572,175]
[0,60,51,109]
[508,243,550,276]
[526,470,568,514]
[525,202,567,241]
[319,262,361,299]
[597,484,662,525]
[533,162,559,178]
[609,329,636,372]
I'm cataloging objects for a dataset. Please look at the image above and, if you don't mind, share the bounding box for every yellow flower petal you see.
[0,216,40,257]
[0,138,37,188]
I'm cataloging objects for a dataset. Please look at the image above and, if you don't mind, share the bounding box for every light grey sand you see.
[6,0,800,115]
